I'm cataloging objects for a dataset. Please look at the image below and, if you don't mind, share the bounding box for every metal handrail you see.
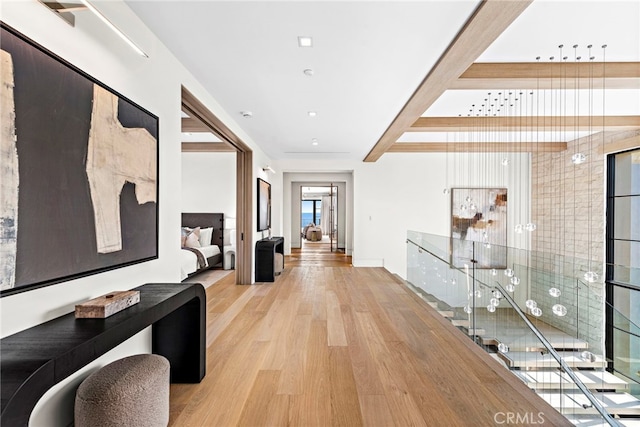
[497,282,621,426]
[406,237,622,426]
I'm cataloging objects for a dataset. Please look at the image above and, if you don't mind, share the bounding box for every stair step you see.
[477,331,590,352]
[566,415,638,426]
[450,319,468,327]
[427,301,438,309]
[498,351,606,369]
[450,319,486,336]
[437,310,454,318]
[514,370,629,391]
[538,391,640,416]
[619,420,640,427]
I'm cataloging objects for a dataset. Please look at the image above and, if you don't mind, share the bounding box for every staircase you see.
[414,287,640,425]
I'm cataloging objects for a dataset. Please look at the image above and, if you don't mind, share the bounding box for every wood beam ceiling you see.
[181,142,236,152]
[410,116,640,132]
[452,62,640,90]
[363,0,532,162]
[181,117,211,133]
[388,142,567,153]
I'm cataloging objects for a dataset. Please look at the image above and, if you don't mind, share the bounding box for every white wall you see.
[0,2,272,425]
[276,152,531,278]
[181,152,236,216]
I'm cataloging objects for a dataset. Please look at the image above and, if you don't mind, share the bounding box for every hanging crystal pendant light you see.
[531,307,543,317]
[487,304,496,313]
[498,343,509,353]
[510,276,520,285]
[505,283,515,292]
[552,304,568,316]
[584,271,599,283]
[571,152,587,164]
[504,268,514,277]
[549,287,561,297]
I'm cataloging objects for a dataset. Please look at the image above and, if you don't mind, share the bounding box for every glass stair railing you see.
[406,231,640,426]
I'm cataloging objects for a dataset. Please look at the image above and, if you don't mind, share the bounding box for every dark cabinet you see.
[0,283,206,427]
[255,237,284,282]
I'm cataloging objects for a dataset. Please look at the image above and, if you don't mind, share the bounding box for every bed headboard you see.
[181,213,224,249]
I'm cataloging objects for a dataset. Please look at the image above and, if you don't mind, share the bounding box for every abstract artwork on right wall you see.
[450,188,508,269]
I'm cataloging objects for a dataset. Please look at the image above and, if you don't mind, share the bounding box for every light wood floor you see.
[288,243,351,268]
[171,258,570,426]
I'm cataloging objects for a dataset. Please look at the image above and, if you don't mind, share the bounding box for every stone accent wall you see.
[530,133,606,353]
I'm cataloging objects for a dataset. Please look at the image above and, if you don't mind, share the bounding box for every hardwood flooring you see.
[288,243,351,268]
[171,259,570,426]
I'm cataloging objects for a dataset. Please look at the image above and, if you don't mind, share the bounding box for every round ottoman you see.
[75,354,170,427]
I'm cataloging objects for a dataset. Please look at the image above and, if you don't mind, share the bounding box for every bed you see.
[181,213,224,280]
[302,223,323,241]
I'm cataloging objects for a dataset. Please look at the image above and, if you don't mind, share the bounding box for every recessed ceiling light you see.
[298,36,313,47]
[308,111,317,117]
[240,111,253,118]
[311,138,318,146]
[303,68,314,76]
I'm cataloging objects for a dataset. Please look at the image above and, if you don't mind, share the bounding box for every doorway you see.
[181,86,253,284]
[300,185,340,253]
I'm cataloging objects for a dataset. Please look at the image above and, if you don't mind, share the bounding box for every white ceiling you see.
[125,0,640,160]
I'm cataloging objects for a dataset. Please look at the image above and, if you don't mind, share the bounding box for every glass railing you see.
[406,231,625,426]
[609,301,640,395]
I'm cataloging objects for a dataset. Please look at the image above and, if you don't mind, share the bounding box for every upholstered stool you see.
[75,354,170,427]
[274,252,284,275]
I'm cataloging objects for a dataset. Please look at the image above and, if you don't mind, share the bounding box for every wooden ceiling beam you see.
[410,115,640,132]
[363,0,532,162]
[452,61,640,90]
[181,142,236,153]
[181,117,211,133]
[388,142,567,153]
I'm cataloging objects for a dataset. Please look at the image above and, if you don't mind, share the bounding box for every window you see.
[301,200,321,226]
[606,148,640,381]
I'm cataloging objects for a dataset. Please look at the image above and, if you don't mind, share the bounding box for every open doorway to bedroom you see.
[287,174,352,267]
[300,185,340,253]
[180,86,253,285]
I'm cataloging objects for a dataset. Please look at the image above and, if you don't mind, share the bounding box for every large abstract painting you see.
[0,23,158,296]
[451,188,507,269]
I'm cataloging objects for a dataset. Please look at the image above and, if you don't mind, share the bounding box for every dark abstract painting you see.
[0,23,158,296]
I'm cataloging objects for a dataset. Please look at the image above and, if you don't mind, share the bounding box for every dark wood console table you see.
[255,236,285,282]
[0,283,206,427]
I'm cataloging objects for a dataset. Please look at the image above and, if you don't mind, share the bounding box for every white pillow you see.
[199,227,213,246]
[184,227,201,248]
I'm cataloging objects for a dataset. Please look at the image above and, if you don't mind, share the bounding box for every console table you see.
[0,283,206,427]
[255,236,284,282]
